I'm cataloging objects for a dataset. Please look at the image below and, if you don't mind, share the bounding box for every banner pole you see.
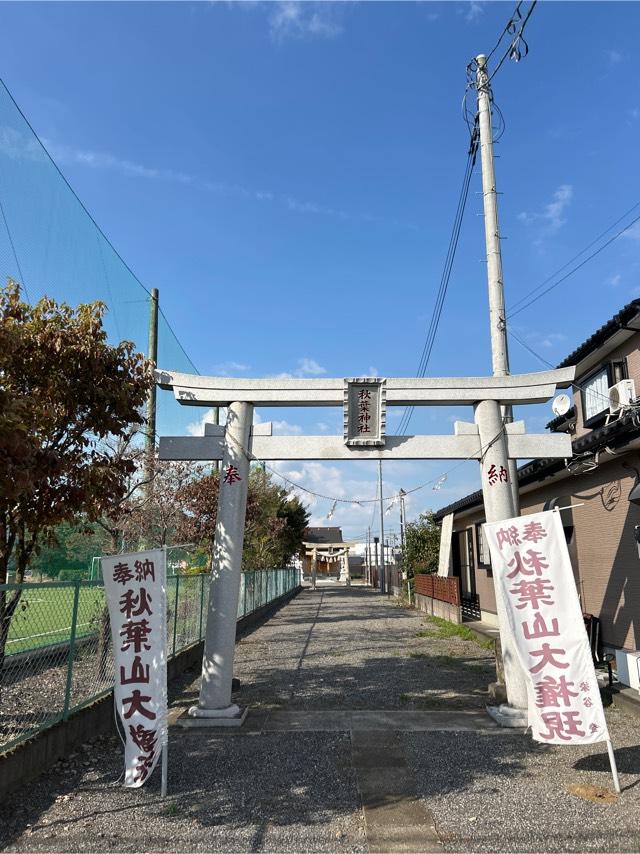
[162,544,168,798]
[161,740,168,798]
[606,738,621,794]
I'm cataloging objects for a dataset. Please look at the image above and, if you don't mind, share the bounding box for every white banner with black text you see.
[102,549,168,786]
[484,510,608,745]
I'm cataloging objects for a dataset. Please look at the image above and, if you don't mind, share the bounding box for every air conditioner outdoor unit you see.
[608,379,636,414]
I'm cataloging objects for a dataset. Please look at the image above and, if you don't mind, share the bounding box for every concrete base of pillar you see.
[486,704,528,728]
[179,704,249,728]
[488,681,508,705]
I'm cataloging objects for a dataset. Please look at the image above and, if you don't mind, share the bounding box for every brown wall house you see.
[435,300,640,657]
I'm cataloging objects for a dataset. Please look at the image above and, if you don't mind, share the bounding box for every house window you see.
[581,366,610,425]
[580,360,629,427]
[475,522,490,570]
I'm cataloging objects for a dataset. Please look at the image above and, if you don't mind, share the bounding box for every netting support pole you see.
[199,574,205,640]
[143,288,159,539]
[172,574,180,656]
[63,579,81,720]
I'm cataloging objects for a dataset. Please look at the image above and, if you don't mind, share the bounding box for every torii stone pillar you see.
[475,398,527,715]
[339,550,351,586]
[311,548,318,590]
[188,401,253,725]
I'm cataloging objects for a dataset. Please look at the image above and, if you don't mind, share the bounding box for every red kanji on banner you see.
[497,526,521,550]
[529,643,570,674]
[507,549,550,579]
[120,619,153,654]
[120,655,150,685]
[522,520,547,543]
[134,559,155,582]
[534,675,579,708]
[133,752,155,784]
[129,723,158,754]
[113,562,133,585]
[538,711,586,741]
[122,689,156,721]
[522,612,560,640]
[119,588,153,619]
[510,577,555,610]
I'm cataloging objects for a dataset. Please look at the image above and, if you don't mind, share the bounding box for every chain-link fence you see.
[0,567,299,754]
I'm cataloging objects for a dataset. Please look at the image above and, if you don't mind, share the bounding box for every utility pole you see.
[213,405,220,473]
[476,55,519,513]
[373,536,380,591]
[366,527,371,585]
[378,460,386,595]
[399,488,410,602]
[475,54,527,715]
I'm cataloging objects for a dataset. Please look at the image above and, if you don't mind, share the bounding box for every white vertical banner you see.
[102,549,168,787]
[437,513,454,577]
[484,510,609,745]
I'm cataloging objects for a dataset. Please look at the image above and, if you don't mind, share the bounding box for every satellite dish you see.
[552,394,571,417]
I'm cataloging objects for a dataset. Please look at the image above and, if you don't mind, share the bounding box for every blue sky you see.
[1,1,639,540]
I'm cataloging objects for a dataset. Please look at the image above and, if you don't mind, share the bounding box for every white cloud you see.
[269,2,343,41]
[286,196,348,219]
[623,221,640,241]
[513,326,566,352]
[211,360,250,375]
[518,184,573,233]
[465,1,484,22]
[0,127,46,162]
[272,419,303,435]
[271,357,327,379]
[187,407,226,436]
[628,107,640,123]
[604,48,624,65]
[606,273,622,287]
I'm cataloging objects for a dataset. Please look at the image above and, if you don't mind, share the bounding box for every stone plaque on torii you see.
[157,367,575,725]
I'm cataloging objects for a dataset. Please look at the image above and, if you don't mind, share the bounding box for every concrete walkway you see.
[1,586,639,853]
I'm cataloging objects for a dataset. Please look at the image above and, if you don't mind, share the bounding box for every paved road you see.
[1,586,638,853]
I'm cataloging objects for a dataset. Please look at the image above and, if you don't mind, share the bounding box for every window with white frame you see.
[582,367,610,423]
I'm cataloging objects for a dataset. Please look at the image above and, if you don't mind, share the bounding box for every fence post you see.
[63,579,81,720]
[172,574,180,656]
[198,573,205,640]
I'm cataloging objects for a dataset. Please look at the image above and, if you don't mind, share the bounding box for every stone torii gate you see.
[303,541,354,589]
[157,368,575,725]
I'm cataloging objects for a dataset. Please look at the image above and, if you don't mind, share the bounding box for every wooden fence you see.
[414,573,461,606]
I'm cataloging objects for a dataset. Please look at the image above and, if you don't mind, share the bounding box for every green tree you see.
[404,511,441,575]
[175,466,309,569]
[0,281,152,674]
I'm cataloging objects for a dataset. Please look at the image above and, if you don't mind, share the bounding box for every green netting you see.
[0,78,197,438]
[0,569,298,754]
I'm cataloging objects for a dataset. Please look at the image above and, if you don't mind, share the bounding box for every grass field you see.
[4,576,194,658]
[5,586,106,656]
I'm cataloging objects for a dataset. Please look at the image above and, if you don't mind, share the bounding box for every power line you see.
[508,211,640,320]
[508,328,614,407]
[396,121,479,436]
[508,202,640,318]
[488,1,538,82]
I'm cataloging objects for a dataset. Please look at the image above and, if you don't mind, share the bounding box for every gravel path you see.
[0,584,638,853]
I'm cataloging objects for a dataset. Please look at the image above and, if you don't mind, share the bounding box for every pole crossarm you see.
[156,367,575,408]
[158,430,572,461]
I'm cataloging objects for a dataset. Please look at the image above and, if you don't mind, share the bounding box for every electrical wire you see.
[223,421,506,507]
[488,0,538,82]
[508,203,640,319]
[396,121,479,436]
[508,328,616,407]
